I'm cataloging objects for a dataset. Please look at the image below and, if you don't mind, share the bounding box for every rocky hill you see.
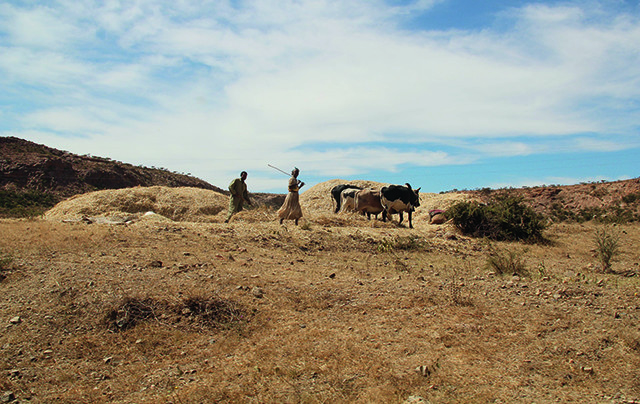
[0,136,225,198]
[462,178,640,223]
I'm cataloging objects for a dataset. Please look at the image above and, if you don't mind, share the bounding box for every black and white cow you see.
[380,183,421,228]
[330,184,363,213]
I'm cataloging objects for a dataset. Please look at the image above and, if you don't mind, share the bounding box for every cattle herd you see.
[330,183,421,228]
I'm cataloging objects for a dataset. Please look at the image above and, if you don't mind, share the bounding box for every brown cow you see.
[355,188,384,220]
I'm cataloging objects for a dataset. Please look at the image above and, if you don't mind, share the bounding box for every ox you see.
[340,188,359,212]
[380,183,421,228]
[355,188,384,220]
[330,184,363,213]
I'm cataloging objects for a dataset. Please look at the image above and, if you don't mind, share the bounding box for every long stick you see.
[267,164,291,177]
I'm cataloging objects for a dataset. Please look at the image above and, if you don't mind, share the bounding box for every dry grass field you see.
[1,182,639,403]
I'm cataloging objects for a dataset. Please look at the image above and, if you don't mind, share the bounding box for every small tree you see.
[593,226,621,272]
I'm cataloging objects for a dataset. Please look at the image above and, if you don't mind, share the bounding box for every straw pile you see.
[301,179,477,218]
[43,181,477,225]
[44,186,229,223]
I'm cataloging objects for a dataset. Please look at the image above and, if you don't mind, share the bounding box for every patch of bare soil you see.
[1,182,639,403]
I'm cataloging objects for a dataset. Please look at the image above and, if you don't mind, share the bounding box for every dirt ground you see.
[1,183,639,403]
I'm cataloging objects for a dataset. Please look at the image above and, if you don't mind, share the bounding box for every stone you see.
[404,396,429,404]
[1,391,15,403]
[415,365,432,377]
[8,317,21,325]
[252,287,264,298]
[430,213,446,224]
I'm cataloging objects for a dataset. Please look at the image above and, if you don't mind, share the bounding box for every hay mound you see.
[43,182,477,225]
[44,186,229,223]
[300,179,477,219]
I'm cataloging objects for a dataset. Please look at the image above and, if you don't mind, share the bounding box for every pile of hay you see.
[300,179,477,220]
[44,186,229,223]
[43,181,477,225]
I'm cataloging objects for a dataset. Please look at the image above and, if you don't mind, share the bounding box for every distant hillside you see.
[1,137,224,196]
[0,137,228,216]
[1,137,285,217]
[462,178,640,223]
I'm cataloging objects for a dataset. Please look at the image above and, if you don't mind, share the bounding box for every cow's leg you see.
[398,211,404,225]
[408,211,413,229]
[382,210,387,222]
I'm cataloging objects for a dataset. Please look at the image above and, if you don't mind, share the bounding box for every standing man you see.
[225,171,251,223]
[277,167,304,225]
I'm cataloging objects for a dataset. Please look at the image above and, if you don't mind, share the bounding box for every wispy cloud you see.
[1,0,638,191]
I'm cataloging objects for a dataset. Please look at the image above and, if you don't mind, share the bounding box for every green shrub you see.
[446,196,546,242]
[0,190,57,218]
[622,193,640,204]
[549,202,576,222]
[593,226,621,272]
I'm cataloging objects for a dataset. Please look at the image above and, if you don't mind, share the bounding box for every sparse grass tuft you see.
[376,236,426,273]
[376,235,425,253]
[486,245,529,277]
[0,250,13,271]
[593,225,621,272]
[447,266,473,306]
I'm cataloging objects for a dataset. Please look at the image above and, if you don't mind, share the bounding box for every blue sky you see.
[1,0,639,193]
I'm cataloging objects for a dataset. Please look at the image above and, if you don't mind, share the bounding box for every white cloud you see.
[1,0,639,191]
[0,3,83,49]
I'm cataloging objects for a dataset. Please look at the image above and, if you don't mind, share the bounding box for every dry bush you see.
[104,294,250,334]
[445,266,474,306]
[104,297,162,332]
[180,294,249,330]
